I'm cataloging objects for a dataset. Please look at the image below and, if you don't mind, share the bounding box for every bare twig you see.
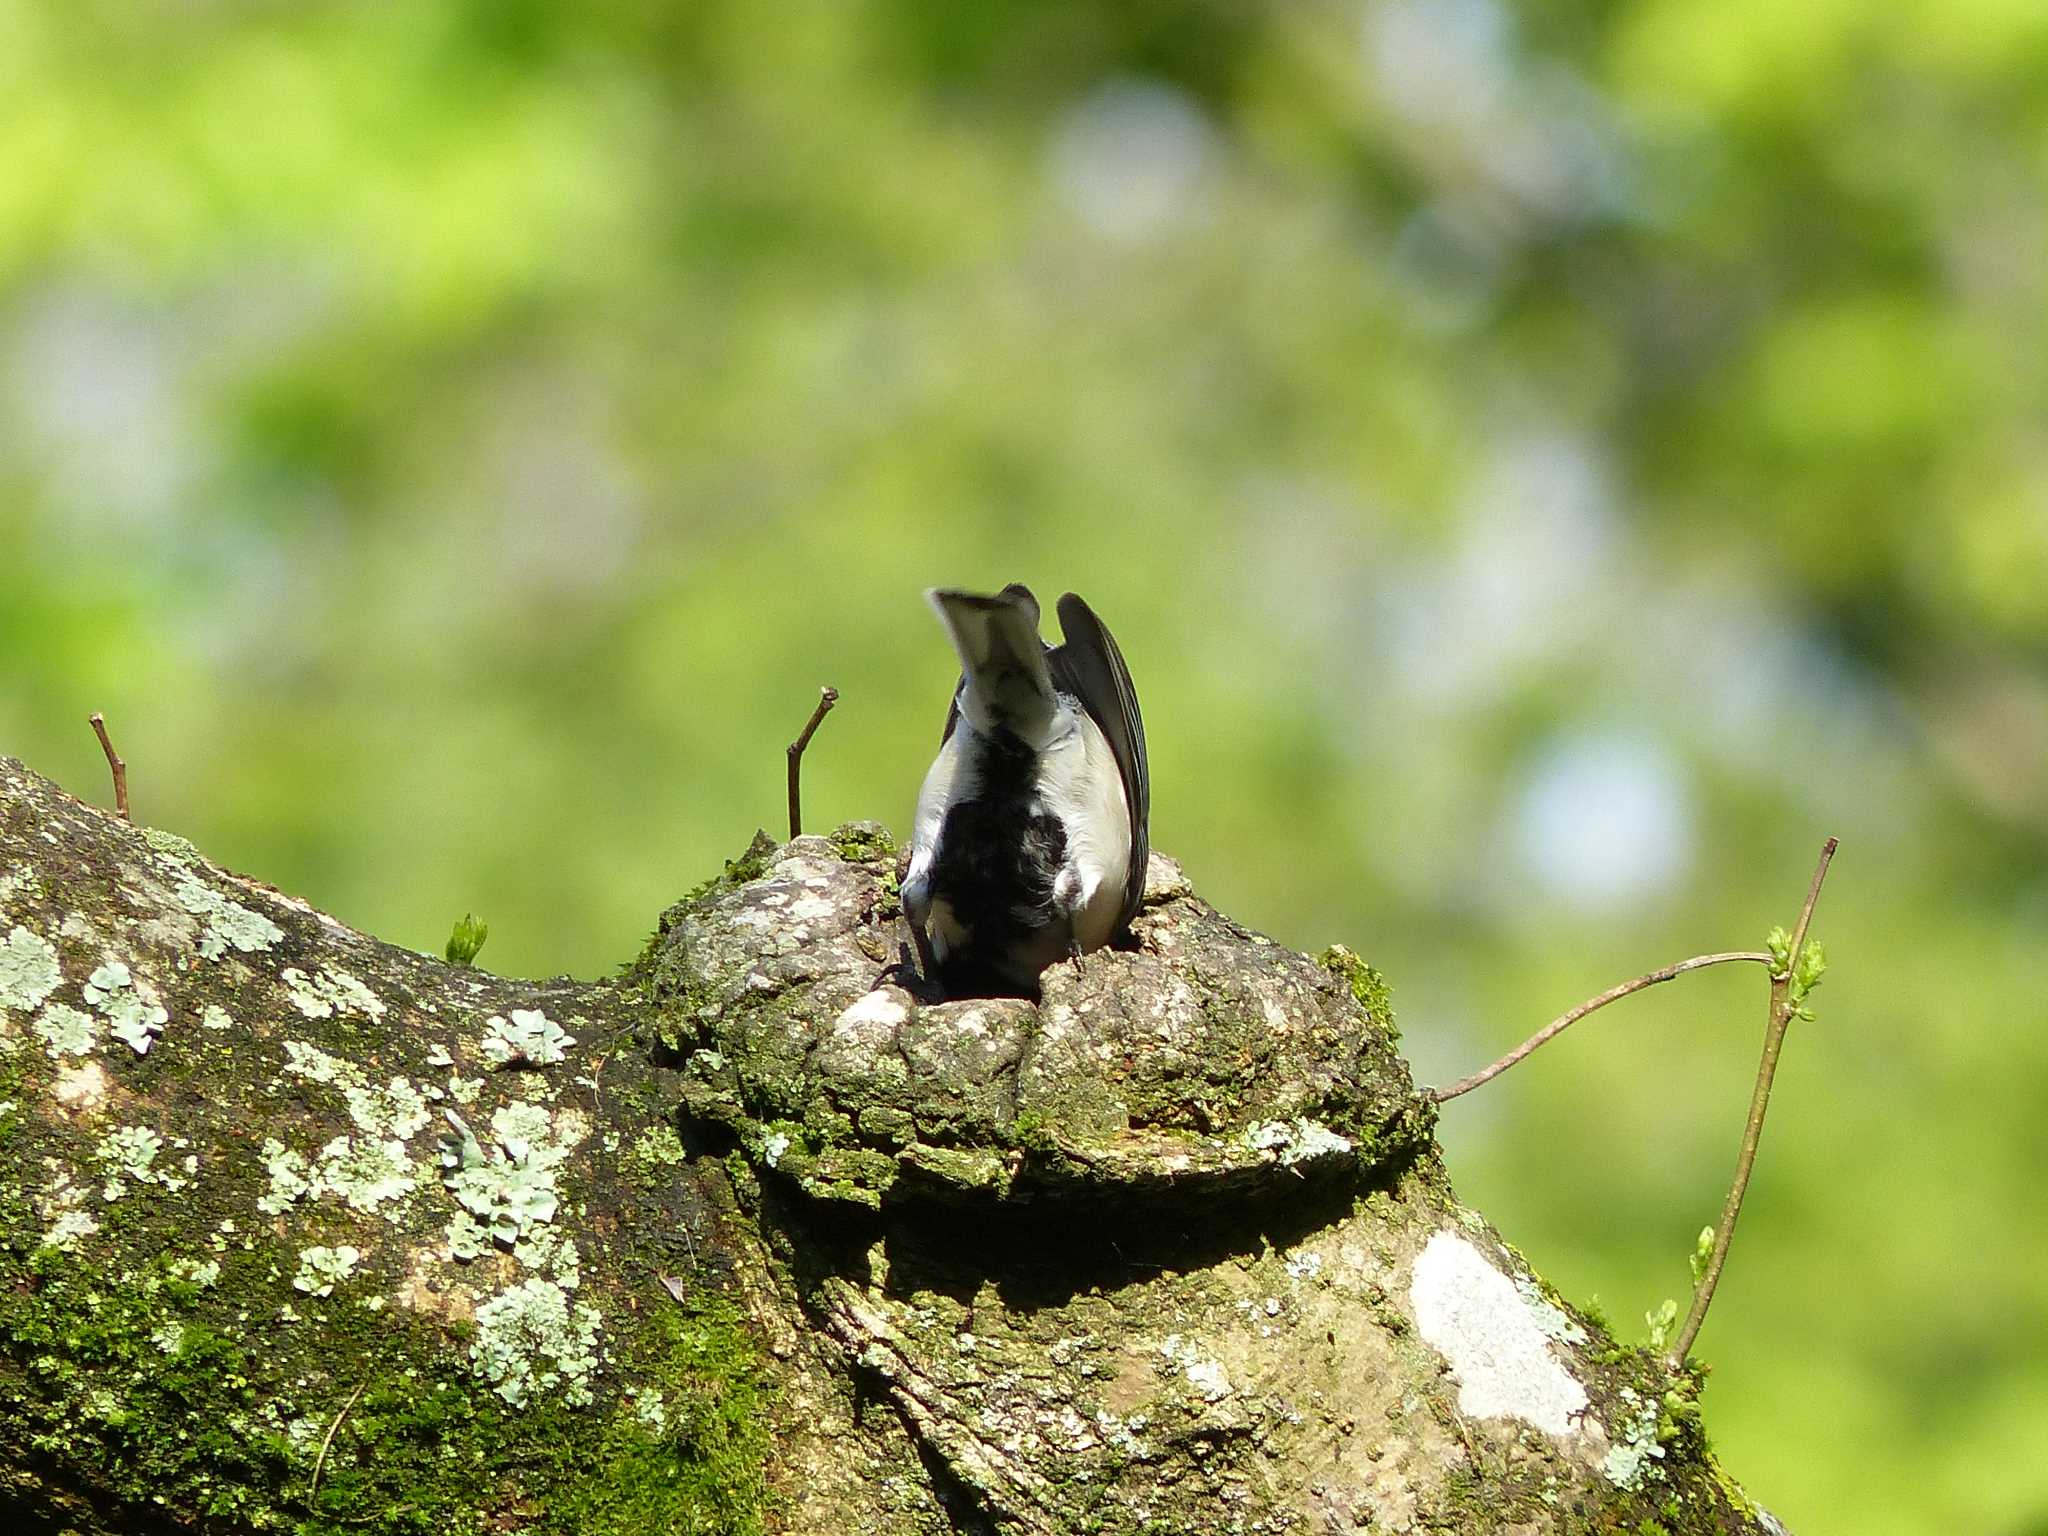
[309,1381,367,1505]
[1430,951,1774,1103]
[786,686,839,839]
[88,713,129,822]
[1669,836,1838,1366]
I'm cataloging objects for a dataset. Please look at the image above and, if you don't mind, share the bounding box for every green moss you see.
[1319,945,1396,1039]
[1006,1109,1057,1152]
[621,1123,690,1188]
[0,1252,294,1524]
[139,827,201,864]
[492,1299,772,1536]
[699,831,779,898]
[0,1212,772,1536]
[825,822,896,864]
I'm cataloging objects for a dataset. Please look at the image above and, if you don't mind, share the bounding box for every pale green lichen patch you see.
[282,1040,434,1146]
[32,1001,98,1058]
[85,961,169,1055]
[472,1276,602,1407]
[256,1138,315,1214]
[437,1103,587,1286]
[179,875,284,957]
[1158,1332,1235,1403]
[1516,1272,1591,1347]
[95,1123,190,1199]
[257,1131,416,1216]
[1602,1387,1666,1488]
[268,1034,432,1215]
[0,859,45,905]
[140,826,286,958]
[293,1244,362,1297]
[281,1038,352,1085]
[282,965,387,1021]
[140,826,200,863]
[315,1134,417,1213]
[629,1386,668,1431]
[481,1008,575,1067]
[169,1255,222,1288]
[40,1207,99,1251]
[0,924,61,1015]
[622,1124,688,1183]
[344,1076,432,1140]
[1245,1116,1354,1166]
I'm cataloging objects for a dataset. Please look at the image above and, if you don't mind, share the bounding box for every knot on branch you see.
[641,825,1428,1214]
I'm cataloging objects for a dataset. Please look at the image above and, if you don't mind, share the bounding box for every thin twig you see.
[1669,836,1838,1366]
[786,685,839,839]
[1430,952,1774,1103]
[309,1381,367,1505]
[88,713,129,822]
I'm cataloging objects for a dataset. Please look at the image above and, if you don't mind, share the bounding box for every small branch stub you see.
[88,712,129,822]
[786,685,839,840]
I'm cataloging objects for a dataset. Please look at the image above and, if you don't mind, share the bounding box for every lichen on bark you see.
[0,755,1789,1534]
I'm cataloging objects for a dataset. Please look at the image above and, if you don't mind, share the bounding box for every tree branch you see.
[1430,951,1774,1103]
[0,753,1796,1535]
[1670,836,1838,1365]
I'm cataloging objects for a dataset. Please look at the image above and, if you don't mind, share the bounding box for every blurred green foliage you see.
[3,1,2046,1529]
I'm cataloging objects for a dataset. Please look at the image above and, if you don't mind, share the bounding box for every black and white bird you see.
[902,585,1149,994]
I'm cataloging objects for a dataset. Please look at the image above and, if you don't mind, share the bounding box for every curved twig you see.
[1430,951,1774,1104]
[309,1381,367,1505]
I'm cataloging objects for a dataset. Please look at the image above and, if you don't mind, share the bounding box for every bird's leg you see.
[909,919,940,991]
[872,919,940,997]
[1052,871,1087,980]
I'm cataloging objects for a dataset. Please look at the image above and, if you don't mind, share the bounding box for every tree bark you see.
[0,754,1789,1534]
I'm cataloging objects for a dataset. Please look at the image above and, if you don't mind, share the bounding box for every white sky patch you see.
[1410,1230,1588,1436]
[1048,78,1218,244]
[1511,730,1693,912]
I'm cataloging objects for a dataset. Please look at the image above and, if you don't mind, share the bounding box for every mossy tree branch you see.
[0,754,1797,1535]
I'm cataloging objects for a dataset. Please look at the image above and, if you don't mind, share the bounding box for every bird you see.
[901,584,1149,994]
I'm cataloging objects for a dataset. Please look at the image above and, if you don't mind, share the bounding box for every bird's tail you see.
[928,585,1057,744]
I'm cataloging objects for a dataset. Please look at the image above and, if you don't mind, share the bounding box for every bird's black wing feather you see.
[1049,592,1149,932]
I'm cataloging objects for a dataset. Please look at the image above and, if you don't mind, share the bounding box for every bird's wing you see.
[1050,592,1149,931]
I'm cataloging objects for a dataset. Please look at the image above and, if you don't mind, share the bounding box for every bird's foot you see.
[878,924,942,1002]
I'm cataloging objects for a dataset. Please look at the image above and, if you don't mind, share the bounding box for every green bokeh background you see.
[5,2,2046,1529]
